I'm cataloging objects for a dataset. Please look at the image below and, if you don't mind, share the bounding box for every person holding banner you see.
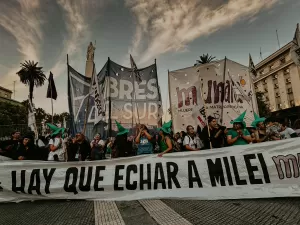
[227,111,252,146]
[48,128,65,161]
[183,125,202,151]
[251,113,268,143]
[135,124,154,155]
[200,116,226,150]
[157,122,173,157]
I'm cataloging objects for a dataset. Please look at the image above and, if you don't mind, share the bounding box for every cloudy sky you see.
[0,0,299,115]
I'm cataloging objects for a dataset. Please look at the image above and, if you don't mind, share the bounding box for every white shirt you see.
[90,139,105,147]
[183,135,203,150]
[280,128,296,139]
[48,138,65,161]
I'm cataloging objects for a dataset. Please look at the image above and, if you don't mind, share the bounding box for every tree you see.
[17,60,46,102]
[195,54,216,65]
[256,92,271,117]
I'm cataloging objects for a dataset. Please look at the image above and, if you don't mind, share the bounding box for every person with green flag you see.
[227,111,252,146]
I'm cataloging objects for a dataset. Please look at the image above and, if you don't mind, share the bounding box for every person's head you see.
[233,122,243,130]
[11,131,20,140]
[180,131,186,138]
[257,121,265,130]
[140,124,149,135]
[174,132,180,140]
[208,116,217,128]
[94,134,101,141]
[265,117,276,127]
[75,133,85,142]
[22,137,30,146]
[294,119,300,130]
[186,125,195,135]
[281,122,288,131]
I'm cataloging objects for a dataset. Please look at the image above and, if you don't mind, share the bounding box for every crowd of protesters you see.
[1,112,300,162]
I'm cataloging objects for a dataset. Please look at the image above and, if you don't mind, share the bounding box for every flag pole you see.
[83,62,95,135]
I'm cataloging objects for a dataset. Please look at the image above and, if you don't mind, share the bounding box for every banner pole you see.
[197,69,213,149]
[167,70,174,131]
[220,57,227,126]
[130,56,140,125]
[108,58,112,137]
[155,58,163,128]
[83,62,95,135]
[50,75,54,124]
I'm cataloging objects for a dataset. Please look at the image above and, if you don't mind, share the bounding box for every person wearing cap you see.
[227,111,252,146]
[48,127,65,161]
[157,121,173,157]
[251,113,268,143]
[112,121,133,158]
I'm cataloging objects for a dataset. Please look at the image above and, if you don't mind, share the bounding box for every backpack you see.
[164,136,181,152]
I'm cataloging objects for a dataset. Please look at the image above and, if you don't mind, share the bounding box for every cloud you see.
[0,0,43,85]
[126,0,279,64]
[50,0,111,76]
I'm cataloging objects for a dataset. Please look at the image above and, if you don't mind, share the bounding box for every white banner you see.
[199,59,257,127]
[1,139,300,202]
[168,66,206,132]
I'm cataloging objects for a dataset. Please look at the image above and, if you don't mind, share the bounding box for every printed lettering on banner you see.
[1,139,300,202]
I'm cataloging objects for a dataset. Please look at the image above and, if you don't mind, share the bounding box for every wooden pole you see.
[198,67,213,149]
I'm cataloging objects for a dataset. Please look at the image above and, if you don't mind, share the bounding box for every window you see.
[263,79,267,84]
[276,92,280,98]
[286,78,291,83]
[272,74,278,80]
[287,88,293,93]
[274,84,279,88]
[290,100,295,107]
[278,103,282,109]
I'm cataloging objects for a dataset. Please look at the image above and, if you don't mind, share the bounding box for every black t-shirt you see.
[200,126,224,149]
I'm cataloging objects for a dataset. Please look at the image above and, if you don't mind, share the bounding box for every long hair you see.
[293,119,300,130]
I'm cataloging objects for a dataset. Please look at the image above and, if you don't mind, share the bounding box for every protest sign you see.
[0,139,300,202]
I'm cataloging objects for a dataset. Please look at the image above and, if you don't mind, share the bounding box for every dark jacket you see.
[68,140,91,161]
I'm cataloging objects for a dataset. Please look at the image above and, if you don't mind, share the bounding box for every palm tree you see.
[195,54,216,65]
[17,60,46,102]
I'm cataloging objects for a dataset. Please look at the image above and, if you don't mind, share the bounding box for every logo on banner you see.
[176,86,197,108]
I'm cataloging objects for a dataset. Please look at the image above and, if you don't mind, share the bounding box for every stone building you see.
[253,25,300,122]
[0,86,22,106]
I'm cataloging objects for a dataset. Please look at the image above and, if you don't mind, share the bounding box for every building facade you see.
[0,86,12,99]
[0,86,22,106]
[254,42,300,115]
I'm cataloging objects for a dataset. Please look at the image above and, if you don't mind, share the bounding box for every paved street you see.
[1,198,300,225]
